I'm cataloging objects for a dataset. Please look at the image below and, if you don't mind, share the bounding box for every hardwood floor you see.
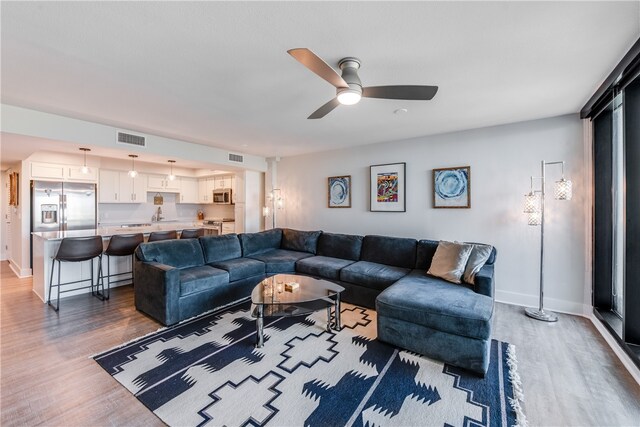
[1,261,639,426]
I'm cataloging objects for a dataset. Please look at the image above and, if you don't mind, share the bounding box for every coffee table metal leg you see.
[256,304,264,348]
[326,306,332,332]
[334,294,342,331]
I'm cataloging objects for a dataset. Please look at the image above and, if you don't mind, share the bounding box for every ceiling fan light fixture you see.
[337,89,361,105]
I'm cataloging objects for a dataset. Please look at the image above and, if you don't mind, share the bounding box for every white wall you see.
[277,114,587,314]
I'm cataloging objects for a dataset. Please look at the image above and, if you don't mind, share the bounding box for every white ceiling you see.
[1,1,639,165]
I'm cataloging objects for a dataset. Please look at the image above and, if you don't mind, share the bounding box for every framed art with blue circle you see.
[433,166,471,208]
[328,175,351,208]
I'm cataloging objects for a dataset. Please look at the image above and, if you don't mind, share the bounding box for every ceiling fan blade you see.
[362,85,439,100]
[308,98,340,119]
[288,48,349,89]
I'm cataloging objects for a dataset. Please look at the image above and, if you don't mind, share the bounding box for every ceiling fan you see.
[287,48,438,119]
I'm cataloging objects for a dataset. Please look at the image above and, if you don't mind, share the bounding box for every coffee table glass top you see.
[251,274,344,306]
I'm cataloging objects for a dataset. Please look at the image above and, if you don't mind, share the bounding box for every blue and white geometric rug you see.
[94,301,527,427]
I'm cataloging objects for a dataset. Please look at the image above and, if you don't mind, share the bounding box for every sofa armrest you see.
[474,264,495,298]
[134,260,181,325]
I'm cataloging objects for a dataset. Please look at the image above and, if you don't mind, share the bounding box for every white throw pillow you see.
[427,241,473,284]
[463,244,493,284]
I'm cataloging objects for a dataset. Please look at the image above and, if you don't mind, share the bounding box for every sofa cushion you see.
[209,257,265,282]
[463,244,494,284]
[296,256,356,281]
[376,270,493,340]
[136,239,205,269]
[179,266,229,296]
[239,229,283,257]
[427,241,473,284]
[199,234,242,263]
[281,228,322,254]
[340,261,410,291]
[248,249,313,274]
[360,235,417,269]
[415,239,439,270]
[317,232,363,261]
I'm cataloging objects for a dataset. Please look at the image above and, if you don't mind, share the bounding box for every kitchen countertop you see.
[32,221,203,241]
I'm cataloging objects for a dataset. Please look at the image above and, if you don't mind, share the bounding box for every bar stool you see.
[180,228,205,239]
[47,235,105,312]
[148,230,177,242]
[102,233,144,299]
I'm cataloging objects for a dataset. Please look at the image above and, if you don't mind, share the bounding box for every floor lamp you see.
[523,160,572,322]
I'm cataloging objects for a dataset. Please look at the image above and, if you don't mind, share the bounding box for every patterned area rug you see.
[94,301,527,426]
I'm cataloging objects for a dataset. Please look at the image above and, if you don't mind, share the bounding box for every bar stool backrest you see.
[148,230,178,242]
[105,233,144,256]
[55,236,104,262]
[180,228,205,239]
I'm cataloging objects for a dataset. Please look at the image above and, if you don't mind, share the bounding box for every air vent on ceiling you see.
[116,131,146,147]
[228,153,244,163]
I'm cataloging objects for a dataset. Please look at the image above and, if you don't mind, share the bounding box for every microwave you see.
[213,188,233,204]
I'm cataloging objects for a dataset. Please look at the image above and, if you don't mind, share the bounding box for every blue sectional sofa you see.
[134,228,496,375]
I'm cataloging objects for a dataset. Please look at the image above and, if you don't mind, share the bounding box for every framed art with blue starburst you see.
[433,166,471,208]
[328,175,351,208]
[370,162,406,212]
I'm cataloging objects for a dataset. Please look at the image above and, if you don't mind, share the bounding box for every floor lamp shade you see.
[554,178,573,200]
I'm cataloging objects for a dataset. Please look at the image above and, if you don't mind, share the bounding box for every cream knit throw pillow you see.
[427,240,473,284]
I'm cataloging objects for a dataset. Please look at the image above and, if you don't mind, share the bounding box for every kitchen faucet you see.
[154,206,164,222]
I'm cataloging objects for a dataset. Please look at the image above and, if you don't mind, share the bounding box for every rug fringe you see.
[89,297,250,359]
[506,344,528,427]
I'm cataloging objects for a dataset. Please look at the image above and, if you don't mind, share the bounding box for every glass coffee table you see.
[250,274,345,348]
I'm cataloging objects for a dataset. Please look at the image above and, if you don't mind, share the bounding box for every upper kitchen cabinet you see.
[30,162,97,183]
[147,174,180,192]
[98,170,146,203]
[178,177,199,204]
[198,178,215,204]
[214,175,233,189]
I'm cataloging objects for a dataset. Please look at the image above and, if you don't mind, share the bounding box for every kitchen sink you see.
[120,223,152,228]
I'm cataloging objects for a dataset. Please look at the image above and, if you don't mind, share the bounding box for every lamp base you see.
[525,307,558,322]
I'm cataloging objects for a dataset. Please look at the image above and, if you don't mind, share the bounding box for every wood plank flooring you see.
[1,261,639,426]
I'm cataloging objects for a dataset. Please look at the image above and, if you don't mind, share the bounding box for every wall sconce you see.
[264,188,283,228]
[79,148,91,174]
[522,160,572,322]
[128,154,138,178]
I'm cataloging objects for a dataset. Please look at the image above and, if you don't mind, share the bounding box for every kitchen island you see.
[31,221,202,303]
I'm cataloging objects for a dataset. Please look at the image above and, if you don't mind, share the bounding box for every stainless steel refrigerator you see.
[31,180,97,233]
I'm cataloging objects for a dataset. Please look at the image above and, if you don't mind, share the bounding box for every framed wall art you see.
[9,172,19,206]
[370,162,406,212]
[433,166,470,208]
[328,175,351,208]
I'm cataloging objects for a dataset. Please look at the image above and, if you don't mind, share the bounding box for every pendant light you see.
[128,154,138,178]
[79,148,91,174]
[167,160,176,181]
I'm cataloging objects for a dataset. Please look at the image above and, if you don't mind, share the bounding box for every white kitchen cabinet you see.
[31,162,65,180]
[221,222,235,234]
[198,178,215,203]
[178,177,199,204]
[67,166,98,182]
[99,170,120,203]
[31,162,97,183]
[99,170,146,203]
[147,174,180,192]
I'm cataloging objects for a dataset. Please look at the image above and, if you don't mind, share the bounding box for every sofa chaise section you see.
[376,239,497,375]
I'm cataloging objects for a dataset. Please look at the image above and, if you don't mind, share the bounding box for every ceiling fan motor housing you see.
[337,57,362,99]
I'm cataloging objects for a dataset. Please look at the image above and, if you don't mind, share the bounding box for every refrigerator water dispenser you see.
[41,204,58,224]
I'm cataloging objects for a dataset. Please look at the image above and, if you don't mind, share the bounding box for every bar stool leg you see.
[47,259,58,312]
[56,260,61,311]
[100,254,108,300]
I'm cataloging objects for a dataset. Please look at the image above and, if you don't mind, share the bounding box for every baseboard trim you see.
[588,313,640,386]
[495,289,587,316]
[8,259,32,278]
